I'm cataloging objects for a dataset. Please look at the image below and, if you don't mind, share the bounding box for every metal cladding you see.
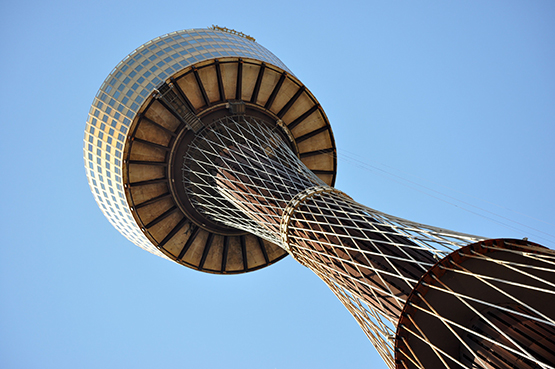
[85,27,555,368]
[84,28,294,260]
[84,28,336,273]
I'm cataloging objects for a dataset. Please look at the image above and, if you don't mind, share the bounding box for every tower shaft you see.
[183,116,555,368]
[282,188,437,321]
[183,115,487,366]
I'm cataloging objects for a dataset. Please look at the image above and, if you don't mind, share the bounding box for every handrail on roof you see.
[210,25,256,42]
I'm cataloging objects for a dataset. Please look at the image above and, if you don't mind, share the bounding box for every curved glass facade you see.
[83,28,290,257]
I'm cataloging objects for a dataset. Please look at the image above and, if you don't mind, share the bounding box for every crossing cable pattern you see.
[182,115,486,366]
[395,239,555,369]
[86,27,555,369]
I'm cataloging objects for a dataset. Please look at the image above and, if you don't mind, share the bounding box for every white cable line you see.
[182,116,555,369]
[335,149,555,244]
[342,149,555,228]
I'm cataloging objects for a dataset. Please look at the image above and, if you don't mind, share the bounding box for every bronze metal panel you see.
[176,73,206,111]
[144,101,182,132]
[196,65,220,104]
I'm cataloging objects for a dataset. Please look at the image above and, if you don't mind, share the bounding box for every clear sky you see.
[1,1,554,368]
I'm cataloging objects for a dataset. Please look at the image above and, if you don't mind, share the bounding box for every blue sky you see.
[1,1,554,368]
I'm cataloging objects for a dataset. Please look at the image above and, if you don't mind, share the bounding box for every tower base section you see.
[394,239,555,369]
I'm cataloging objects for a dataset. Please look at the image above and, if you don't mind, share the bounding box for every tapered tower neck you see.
[182,115,478,322]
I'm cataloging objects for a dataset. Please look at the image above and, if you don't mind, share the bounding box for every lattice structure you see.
[180,116,555,368]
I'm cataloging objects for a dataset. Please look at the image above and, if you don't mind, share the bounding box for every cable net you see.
[182,116,490,367]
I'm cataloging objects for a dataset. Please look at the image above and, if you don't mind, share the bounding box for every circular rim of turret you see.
[85,28,338,274]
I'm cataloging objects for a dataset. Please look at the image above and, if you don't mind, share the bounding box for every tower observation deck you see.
[84,27,555,368]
